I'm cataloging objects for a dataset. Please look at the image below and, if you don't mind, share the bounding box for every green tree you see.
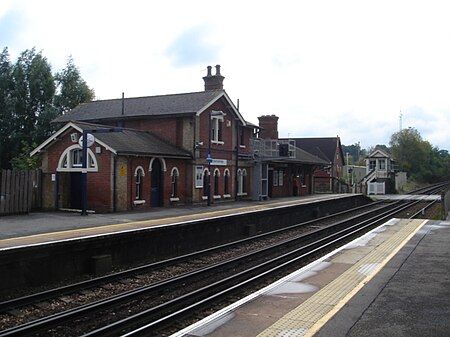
[389,127,449,182]
[0,47,15,168]
[12,48,55,147]
[54,56,95,114]
[10,141,40,169]
[0,48,94,169]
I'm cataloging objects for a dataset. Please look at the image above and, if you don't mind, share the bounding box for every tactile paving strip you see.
[256,219,427,337]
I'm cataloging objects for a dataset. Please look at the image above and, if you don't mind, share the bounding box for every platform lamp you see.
[80,127,123,215]
[207,110,223,206]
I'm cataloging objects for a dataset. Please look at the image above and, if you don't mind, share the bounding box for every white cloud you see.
[1,0,450,149]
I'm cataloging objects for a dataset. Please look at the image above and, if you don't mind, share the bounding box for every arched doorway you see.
[150,159,163,207]
[56,145,98,210]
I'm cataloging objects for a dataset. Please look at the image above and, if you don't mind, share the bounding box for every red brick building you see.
[253,115,329,199]
[31,66,255,212]
[282,137,345,193]
[31,66,335,213]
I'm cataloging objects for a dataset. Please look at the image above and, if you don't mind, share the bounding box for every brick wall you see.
[124,117,194,151]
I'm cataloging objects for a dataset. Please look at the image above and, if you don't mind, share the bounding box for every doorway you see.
[151,159,163,207]
[70,172,82,209]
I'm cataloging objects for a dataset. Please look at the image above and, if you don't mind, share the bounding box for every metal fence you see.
[368,182,385,195]
[0,169,41,215]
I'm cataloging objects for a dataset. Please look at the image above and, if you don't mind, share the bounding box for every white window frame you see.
[223,168,231,197]
[278,170,284,186]
[195,165,204,188]
[202,168,210,199]
[171,167,179,199]
[57,145,98,172]
[211,115,224,144]
[238,169,247,196]
[213,168,221,199]
[134,166,145,200]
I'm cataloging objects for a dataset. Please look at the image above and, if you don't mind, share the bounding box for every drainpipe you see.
[129,157,133,210]
[235,99,240,201]
[235,121,239,200]
[54,171,59,210]
[113,155,117,212]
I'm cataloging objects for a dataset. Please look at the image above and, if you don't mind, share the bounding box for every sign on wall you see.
[210,159,227,166]
[119,164,127,177]
[195,165,204,188]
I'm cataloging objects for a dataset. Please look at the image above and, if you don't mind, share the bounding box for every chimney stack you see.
[203,64,225,90]
[258,115,279,139]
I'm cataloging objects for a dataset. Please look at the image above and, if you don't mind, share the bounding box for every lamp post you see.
[80,127,123,215]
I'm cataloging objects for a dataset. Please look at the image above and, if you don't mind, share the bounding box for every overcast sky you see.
[2,0,450,150]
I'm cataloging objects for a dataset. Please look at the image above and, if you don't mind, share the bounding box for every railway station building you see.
[31,66,332,212]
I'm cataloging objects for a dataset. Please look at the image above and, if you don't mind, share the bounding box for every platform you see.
[371,194,440,201]
[171,218,450,337]
[0,194,355,249]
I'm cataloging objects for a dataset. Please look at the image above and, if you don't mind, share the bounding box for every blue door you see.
[70,172,82,209]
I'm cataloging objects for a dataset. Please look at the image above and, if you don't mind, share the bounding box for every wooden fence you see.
[0,169,41,215]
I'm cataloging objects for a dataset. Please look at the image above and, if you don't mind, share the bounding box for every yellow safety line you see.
[256,219,428,337]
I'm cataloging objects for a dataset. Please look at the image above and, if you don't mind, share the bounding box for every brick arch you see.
[148,157,167,172]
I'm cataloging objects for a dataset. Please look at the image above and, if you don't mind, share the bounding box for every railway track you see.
[0,184,446,336]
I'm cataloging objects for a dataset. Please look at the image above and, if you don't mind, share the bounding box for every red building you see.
[31,66,255,212]
[287,137,345,193]
[253,115,329,199]
[31,66,334,213]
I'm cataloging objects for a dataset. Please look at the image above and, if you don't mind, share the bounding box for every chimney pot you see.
[203,64,225,91]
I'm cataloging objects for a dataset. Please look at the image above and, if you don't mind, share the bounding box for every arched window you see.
[214,169,220,196]
[135,167,145,200]
[238,169,247,196]
[242,169,247,193]
[171,167,179,198]
[203,168,210,197]
[57,145,98,172]
[238,169,243,195]
[224,169,230,196]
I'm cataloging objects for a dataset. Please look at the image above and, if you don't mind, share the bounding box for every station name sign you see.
[209,159,227,166]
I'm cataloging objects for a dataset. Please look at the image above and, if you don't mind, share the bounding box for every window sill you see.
[237,192,247,196]
[213,195,221,200]
[202,196,208,200]
[239,145,246,149]
[133,200,146,205]
[170,197,180,202]
[211,140,224,145]
[223,194,231,198]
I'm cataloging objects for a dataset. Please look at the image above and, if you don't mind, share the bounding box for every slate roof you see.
[54,90,227,123]
[293,147,329,165]
[285,137,343,164]
[73,122,192,158]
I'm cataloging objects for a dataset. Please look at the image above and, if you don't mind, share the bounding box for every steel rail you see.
[0,201,404,337]
[1,184,445,336]
[0,201,383,311]
[85,199,422,337]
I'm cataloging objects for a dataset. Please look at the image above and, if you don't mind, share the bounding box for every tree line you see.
[343,128,450,184]
[0,47,94,169]
[2,47,448,183]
